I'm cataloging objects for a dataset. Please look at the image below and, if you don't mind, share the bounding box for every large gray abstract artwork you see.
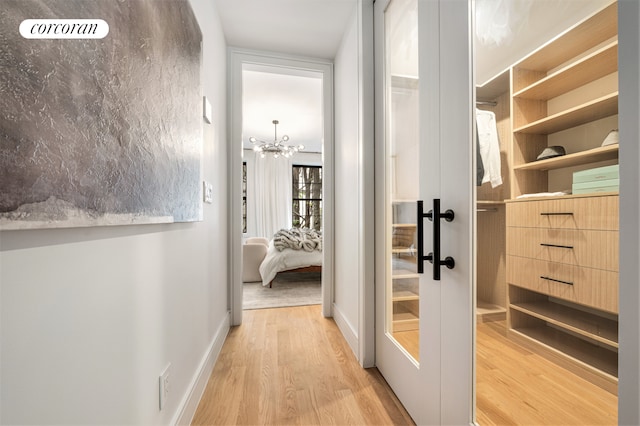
[0,0,203,230]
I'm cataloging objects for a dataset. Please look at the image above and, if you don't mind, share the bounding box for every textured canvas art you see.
[0,0,203,229]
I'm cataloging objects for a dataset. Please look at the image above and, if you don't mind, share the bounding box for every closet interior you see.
[476,75,510,324]
[476,0,619,395]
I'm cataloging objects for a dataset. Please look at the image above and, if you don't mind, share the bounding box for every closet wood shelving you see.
[477,201,503,213]
[391,248,414,255]
[511,1,617,81]
[510,300,618,348]
[392,269,419,280]
[505,1,620,394]
[392,292,419,302]
[511,40,618,100]
[510,1,618,187]
[513,92,618,135]
[513,144,618,171]
[508,320,618,378]
[508,0,619,196]
[391,204,419,331]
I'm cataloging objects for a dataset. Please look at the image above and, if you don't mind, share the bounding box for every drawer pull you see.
[540,276,573,286]
[540,243,574,249]
[540,212,574,216]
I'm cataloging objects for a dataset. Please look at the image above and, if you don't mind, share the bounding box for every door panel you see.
[375,0,427,421]
[374,0,474,424]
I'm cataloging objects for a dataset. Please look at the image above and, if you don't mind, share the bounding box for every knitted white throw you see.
[273,228,322,252]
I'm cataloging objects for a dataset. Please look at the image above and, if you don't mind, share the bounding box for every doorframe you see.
[228,48,334,325]
[358,0,376,368]
[618,1,640,423]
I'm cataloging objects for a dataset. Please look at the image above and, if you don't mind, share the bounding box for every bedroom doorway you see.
[229,50,334,325]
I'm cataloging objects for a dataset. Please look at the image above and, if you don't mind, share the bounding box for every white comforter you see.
[259,240,323,286]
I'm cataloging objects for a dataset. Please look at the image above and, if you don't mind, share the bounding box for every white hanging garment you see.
[476,108,502,188]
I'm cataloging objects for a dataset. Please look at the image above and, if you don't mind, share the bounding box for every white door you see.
[374,0,475,424]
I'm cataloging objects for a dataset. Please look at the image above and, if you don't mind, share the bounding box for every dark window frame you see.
[242,161,247,234]
[292,164,322,231]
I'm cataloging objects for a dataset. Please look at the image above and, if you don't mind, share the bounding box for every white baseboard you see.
[173,311,231,426]
[332,303,359,360]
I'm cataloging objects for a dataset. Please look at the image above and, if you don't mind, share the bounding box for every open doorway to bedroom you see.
[240,66,324,310]
[229,51,334,324]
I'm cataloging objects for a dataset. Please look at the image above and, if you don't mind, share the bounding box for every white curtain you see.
[253,154,292,239]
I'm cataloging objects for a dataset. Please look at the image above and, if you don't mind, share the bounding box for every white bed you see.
[259,240,323,287]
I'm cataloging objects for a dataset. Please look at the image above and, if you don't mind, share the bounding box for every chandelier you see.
[249,120,304,158]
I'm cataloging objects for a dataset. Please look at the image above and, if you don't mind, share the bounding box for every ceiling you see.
[214,0,358,60]
[215,0,357,154]
[242,67,324,153]
[214,0,614,154]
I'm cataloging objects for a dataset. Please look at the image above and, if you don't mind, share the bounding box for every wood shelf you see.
[393,290,419,302]
[514,92,618,135]
[513,144,618,171]
[478,300,507,313]
[509,325,618,379]
[506,191,619,203]
[477,200,505,205]
[477,69,510,100]
[392,248,415,254]
[392,269,418,279]
[513,41,618,100]
[393,312,419,332]
[392,223,416,228]
[477,301,507,323]
[511,301,618,348]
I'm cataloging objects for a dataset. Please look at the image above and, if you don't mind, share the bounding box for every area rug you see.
[243,272,321,310]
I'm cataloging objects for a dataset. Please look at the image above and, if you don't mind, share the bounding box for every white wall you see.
[333,5,361,356]
[0,0,229,424]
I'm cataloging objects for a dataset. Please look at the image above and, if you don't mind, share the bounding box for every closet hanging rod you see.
[476,100,497,106]
[477,208,498,212]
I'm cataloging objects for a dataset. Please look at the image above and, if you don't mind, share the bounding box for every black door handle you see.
[417,199,455,280]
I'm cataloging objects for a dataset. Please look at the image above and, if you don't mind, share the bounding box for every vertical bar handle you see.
[432,199,442,279]
[417,199,455,280]
[417,201,432,274]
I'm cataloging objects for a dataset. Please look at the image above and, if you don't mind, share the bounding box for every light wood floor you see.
[192,305,415,425]
[192,307,617,425]
[476,321,617,425]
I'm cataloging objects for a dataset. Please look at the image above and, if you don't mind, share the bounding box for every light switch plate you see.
[203,181,213,203]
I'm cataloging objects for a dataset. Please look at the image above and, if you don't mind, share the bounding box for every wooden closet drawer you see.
[506,195,618,230]
[506,227,619,271]
[507,255,619,313]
